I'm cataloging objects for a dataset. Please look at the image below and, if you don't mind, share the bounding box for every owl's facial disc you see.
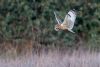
[55,24,61,31]
[55,27,60,31]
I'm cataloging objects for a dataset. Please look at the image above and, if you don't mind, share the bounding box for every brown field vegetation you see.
[0,41,100,67]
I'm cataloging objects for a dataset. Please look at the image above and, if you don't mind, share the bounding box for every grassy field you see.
[0,46,100,67]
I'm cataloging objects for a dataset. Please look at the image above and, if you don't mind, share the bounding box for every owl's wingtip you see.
[68,29,75,33]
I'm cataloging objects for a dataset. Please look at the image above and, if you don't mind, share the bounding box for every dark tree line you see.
[0,0,100,49]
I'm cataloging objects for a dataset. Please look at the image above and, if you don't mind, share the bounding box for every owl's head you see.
[55,24,61,31]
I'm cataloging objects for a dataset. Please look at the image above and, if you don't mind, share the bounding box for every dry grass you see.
[0,48,100,67]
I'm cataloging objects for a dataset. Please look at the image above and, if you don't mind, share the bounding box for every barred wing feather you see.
[61,10,76,33]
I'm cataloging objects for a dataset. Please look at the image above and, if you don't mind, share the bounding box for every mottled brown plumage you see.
[54,9,76,33]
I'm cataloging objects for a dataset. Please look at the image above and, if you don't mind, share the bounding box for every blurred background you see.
[0,0,100,52]
[0,0,100,67]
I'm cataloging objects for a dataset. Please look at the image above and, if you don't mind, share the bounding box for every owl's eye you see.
[56,27,58,29]
[55,28,60,31]
[56,28,60,30]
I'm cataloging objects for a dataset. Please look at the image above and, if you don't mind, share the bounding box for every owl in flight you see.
[54,9,76,33]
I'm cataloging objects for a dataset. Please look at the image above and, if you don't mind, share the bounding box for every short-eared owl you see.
[54,9,76,33]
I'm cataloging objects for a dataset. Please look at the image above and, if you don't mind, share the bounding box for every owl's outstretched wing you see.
[61,14,69,27]
[62,10,76,30]
[54,11,62,24]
